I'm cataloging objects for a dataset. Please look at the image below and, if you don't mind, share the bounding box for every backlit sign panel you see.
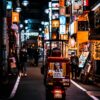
[52,10,59,19]
[52,20,60,28]
[12,12,19,23]
[7,1,12,10]
[59,7,66,15]
[72,0,83,15]
[59,0,65,7]
[91,41,100,60]
[59,16,66,25]
[83,0,89,6]
[52,3,59,8]
[52,12,59,19]
[59,25,66,34]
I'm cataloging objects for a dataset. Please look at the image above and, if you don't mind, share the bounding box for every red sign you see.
[59,0,65,7]
[83,0,89,6]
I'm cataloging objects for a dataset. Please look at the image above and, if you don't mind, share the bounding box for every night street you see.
[0,0,100,100]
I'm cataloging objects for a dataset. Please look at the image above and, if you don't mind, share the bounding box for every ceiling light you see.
[22,0,29,6]
[15,0,21,12]
[45,9,49,14]
[15,7,21,12]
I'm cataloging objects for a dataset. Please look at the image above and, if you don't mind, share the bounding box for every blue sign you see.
[59,16,66,25]
[7,1,12,10]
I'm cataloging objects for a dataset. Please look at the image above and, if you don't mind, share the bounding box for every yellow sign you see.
[52,20,60,28]
[77,31,88,43]
[12,12,19,23]
[60,7,66,15]
[91,40,100,60]
[60,34,68,40]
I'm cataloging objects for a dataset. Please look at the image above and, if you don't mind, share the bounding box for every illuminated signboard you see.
[52,3,59,8]
[91,41,100,60]
[59,16,66,25]
[7,1,12,10]
[52,20,60,28]
[59,7,66,15]
[79,51,89,68]
[52,12,59,19]
[52,10,59,19]
[66,0,71,6]
[12,12,19,23]
[59,25,66,34]
[60,34,68,40]
[72,0,83,15]
[59,0,65,7]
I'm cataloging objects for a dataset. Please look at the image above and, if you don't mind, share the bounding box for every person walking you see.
[33,49,39,66]
[70,52,79,80]
[19,46,28,76]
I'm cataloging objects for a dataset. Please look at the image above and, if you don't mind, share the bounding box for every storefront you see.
[89,2,100,82]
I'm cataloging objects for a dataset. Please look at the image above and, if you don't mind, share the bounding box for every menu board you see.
[79,51,89,68]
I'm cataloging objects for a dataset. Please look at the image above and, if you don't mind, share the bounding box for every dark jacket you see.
[20,49,27,62]
[71,55,79,66]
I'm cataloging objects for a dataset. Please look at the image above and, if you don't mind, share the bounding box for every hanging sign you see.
[59,25,66,34]
[59,16,66,25]
[12,12,19,23]
[52,20,60,28]
[83,0,89,6]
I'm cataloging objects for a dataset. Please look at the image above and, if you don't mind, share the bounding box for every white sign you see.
[59,25,66,34]
[53,72,63,78]
[79,51,89,68]
[72,0,83,15]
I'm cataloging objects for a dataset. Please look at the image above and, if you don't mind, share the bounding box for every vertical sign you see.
[59,7,66,15]
[83,0,89,6]
[92,41,100,60]
[72,0,83,15]
[12,12,19,23]
[59,0,65,7]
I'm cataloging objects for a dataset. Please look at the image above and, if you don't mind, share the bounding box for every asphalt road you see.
[8,66,94,100]
[8,57,99,100]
